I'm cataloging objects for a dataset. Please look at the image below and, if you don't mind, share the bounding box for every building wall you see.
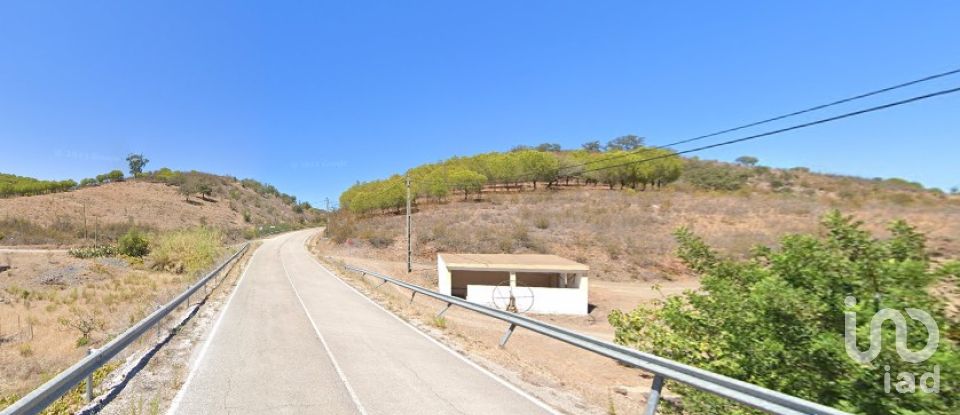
[437,256,588,314]
[438,255,451,295]
[466,284,588,315]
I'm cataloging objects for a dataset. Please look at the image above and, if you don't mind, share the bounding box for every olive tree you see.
[126,153,150,177]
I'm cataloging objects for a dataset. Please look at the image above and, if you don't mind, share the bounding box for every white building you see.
[437,253,590,315]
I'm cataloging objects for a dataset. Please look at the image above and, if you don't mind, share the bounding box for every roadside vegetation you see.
[147,228,223,275]
[0,226,233,410]
[66,227,223,276]
[323,139,959,413]
[609,211,959,414]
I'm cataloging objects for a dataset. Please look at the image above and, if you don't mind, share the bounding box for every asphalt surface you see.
[168,229,554,414]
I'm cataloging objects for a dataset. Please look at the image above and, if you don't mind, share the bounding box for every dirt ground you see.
[92,244,256,415]
[0,179,311,246]
[336,187,960,286]
[0,245,252,410]
[0,250,190,399]
[0,182,240,232]
[312,236,697,414]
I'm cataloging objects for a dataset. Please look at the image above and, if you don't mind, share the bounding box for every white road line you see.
[279,248,368,415]
[300,233,561,415]
[166,246,261,415]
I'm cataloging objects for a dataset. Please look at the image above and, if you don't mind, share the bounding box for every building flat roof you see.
[439,253,589,273]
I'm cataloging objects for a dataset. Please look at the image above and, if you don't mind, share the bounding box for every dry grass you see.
[333,186,960,282]
[0,179,311,246]
[316,170,959,413]
[0,250,206,405]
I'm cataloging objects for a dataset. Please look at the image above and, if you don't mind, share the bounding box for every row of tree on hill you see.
[340,136,686,214]
[0,154,150,198]
[0,169,135,197]
[0,173,80,197]
[0,153,306,213]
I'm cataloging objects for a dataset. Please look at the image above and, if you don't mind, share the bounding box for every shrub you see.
[18,343,33,357]
[68,245,118,258]
[325,212,359,244]
[148,227,223,275]
[356,222,397,248]
[608,211,960,414]
[118,229,150,257]
[58,307,105,348]
[682,161,750,191]
[886,192,915,206]
[106,170,124,182]
[533,216,550,229]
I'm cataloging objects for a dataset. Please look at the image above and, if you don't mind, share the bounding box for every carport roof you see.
[438,253,589,273]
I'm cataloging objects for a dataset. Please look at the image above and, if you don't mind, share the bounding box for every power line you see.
[348,83,960,205]
[517,66,960,178]
[576,85,960,175]
[413,84,960,189]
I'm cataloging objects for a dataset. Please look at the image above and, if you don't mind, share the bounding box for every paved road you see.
[168,229,554,414]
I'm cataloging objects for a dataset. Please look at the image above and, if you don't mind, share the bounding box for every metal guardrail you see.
[342,265,851,415]
[2,243,250,415]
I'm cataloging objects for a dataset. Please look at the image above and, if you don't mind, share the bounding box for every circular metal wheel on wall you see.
[491,280,535,313]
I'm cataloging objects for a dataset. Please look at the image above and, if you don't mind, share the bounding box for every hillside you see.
[0,171,323,246]
[317,161,960,414]
[327,162,960,282]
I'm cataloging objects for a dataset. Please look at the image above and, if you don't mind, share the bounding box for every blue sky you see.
[1,1,958,206]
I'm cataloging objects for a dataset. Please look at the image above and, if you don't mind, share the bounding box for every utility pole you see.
[324,197,330,212]
[406,176,412,273]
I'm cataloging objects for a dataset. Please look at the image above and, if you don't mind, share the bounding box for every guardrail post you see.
[1,244,250,415]
[436,303,452,319]
[409,291,416,303]
[643,374,665,415]
[498,323,517,348]
[331,265,855,415]
[85,348,95,402]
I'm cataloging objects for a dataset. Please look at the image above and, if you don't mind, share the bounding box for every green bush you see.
[148,227,223,275]
[608,211,959,414]
[118,229,150,257]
